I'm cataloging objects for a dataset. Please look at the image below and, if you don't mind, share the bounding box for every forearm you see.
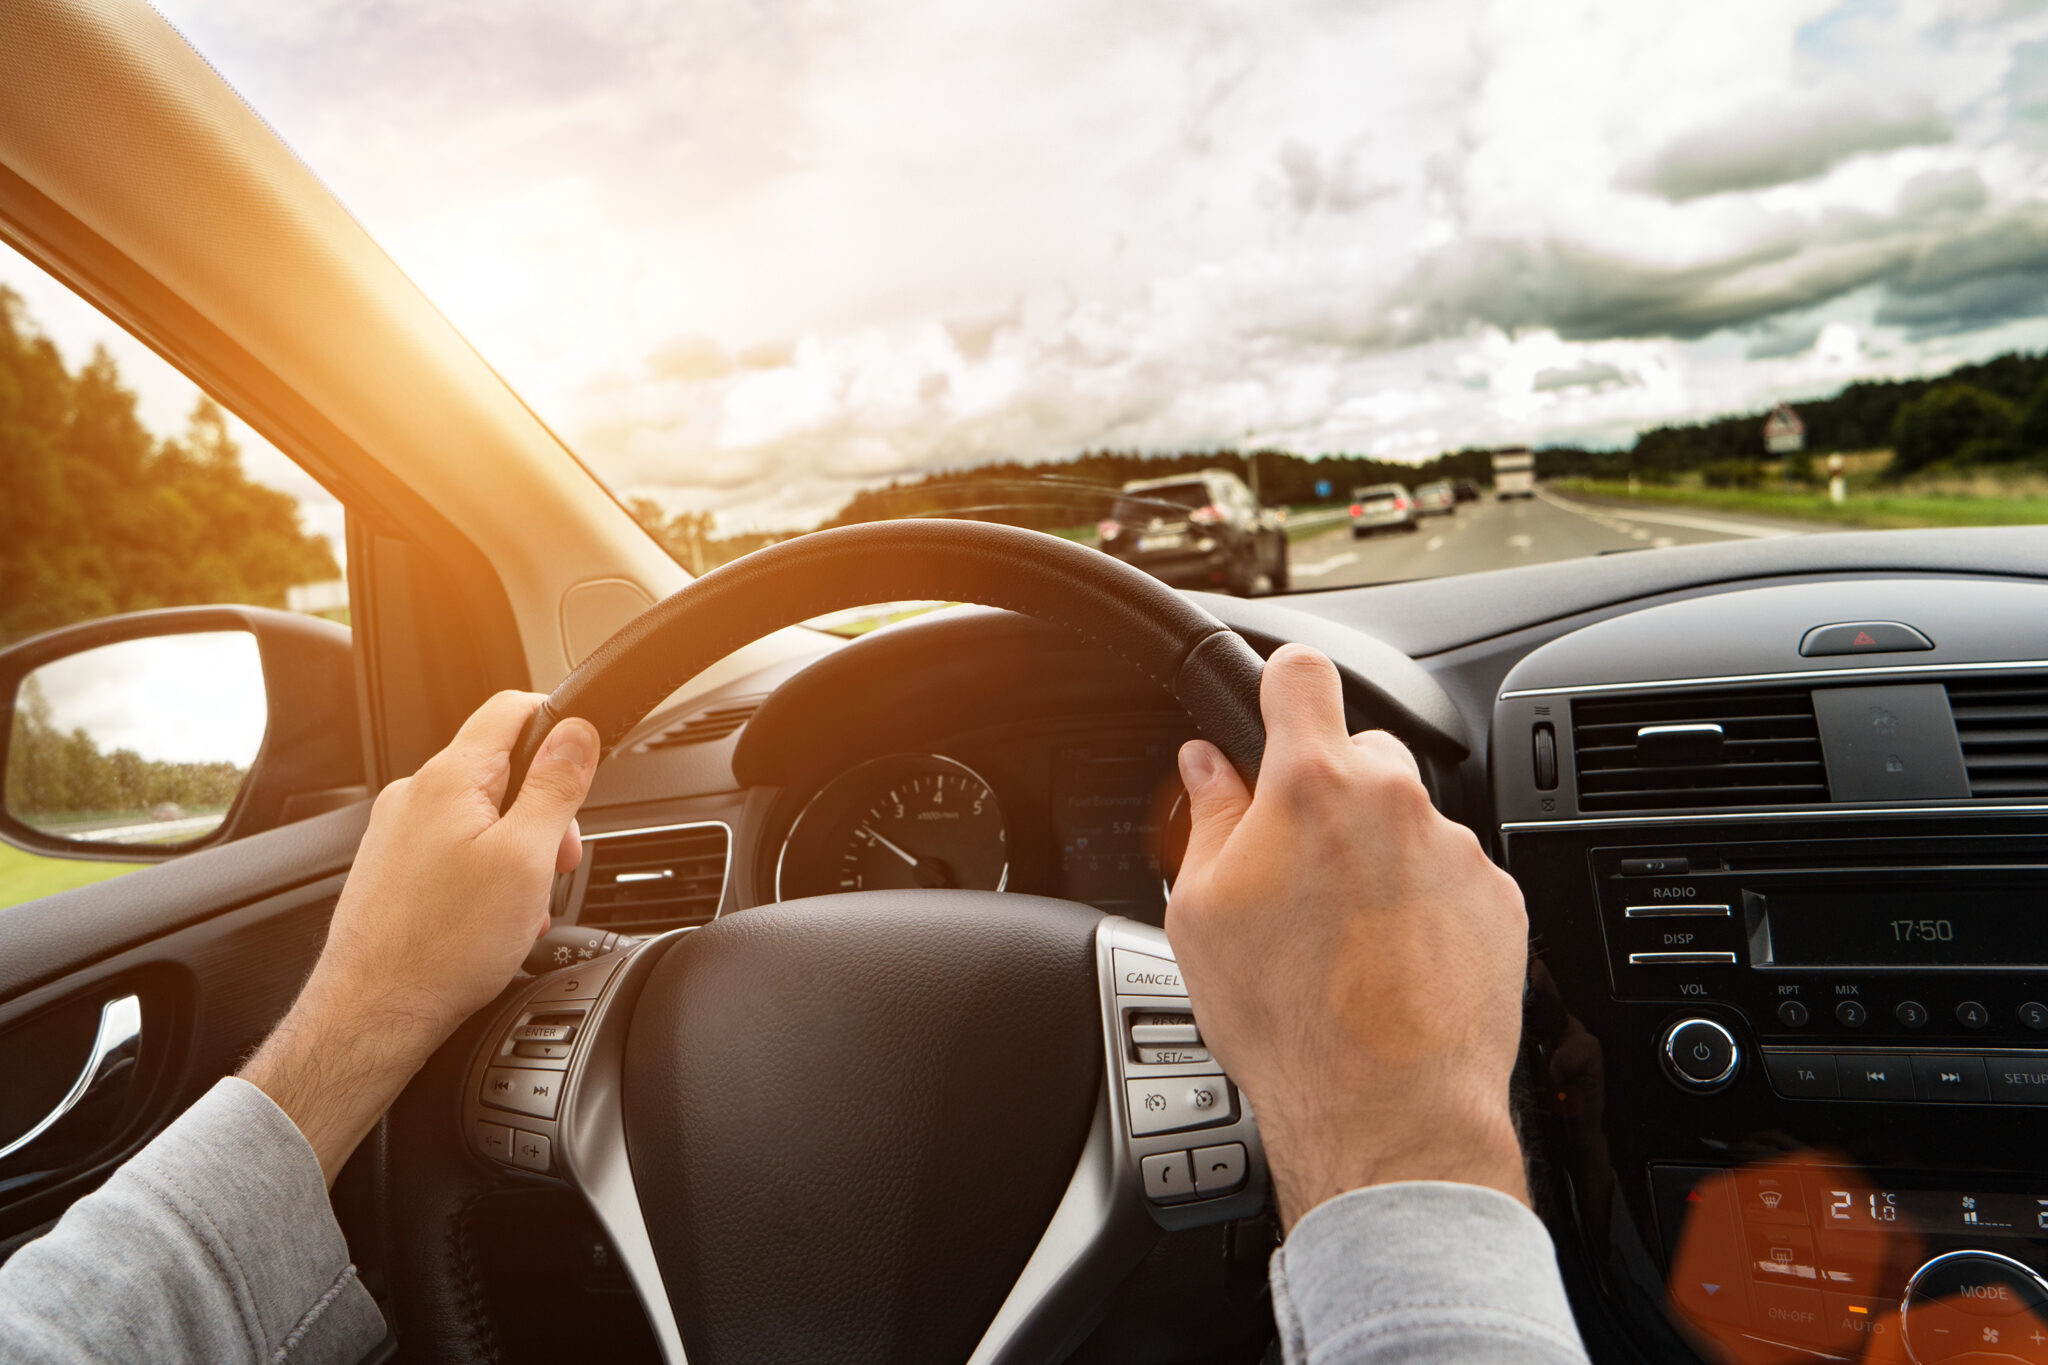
[1269,1182,1589,1365]
[0,1078,386,1365]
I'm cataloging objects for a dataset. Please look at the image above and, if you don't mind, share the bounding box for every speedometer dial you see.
[774,754,1009,901]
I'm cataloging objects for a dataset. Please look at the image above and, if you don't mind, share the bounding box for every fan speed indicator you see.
[775,754,1009,901]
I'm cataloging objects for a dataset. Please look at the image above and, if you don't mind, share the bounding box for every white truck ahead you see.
[1491,447,1535,500]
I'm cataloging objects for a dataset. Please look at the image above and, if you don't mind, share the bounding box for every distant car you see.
[1098,470,1289,595]
[1452,478,1482,503]
[1414,480,1457,517]
[1349,483,1419,537]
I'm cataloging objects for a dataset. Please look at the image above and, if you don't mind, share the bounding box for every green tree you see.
[0,288,338,645]
[1889,384,2020,478]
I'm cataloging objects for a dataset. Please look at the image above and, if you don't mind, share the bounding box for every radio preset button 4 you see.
[1956,1000,1991,1030]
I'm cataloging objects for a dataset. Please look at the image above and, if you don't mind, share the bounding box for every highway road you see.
[1277,487,1822,591]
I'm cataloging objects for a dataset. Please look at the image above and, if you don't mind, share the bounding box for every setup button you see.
[1987,1056,2048,1104]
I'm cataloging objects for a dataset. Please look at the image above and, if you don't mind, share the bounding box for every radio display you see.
[1762,884,2048,968]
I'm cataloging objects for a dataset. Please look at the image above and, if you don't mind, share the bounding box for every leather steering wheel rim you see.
[502,517,1269,808]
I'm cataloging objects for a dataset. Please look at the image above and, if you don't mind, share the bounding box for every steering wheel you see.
[400,520,1276,1365]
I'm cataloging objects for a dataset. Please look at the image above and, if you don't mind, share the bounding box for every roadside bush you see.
[1782,451,1814,485]
[2019,379,2048,455]
[1701,459,1764,489]
[1889,384,2019,478]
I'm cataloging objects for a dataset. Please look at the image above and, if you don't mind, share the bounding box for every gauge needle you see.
[858,825,920,868]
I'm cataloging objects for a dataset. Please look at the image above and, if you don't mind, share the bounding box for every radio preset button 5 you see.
[2022,1002,2048,1031]
[1663,1018,1740,1090]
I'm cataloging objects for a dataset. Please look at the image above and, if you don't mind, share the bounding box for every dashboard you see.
[558,532,2048,1365]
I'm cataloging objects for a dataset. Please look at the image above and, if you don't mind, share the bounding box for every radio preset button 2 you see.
[1956,1000,1991,1030]
[1835,1000,1868,1028]
[1663,1018,1740,1089]
[1894,1000,1929,1029]
[1778,1000,1810,1028]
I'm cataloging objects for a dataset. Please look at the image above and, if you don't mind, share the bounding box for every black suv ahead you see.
[1096,470,1289,595]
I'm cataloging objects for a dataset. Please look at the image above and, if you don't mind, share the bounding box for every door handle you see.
[0,994,141,1163]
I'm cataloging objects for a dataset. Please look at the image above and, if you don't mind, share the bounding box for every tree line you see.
[5,678,245,826]
[0,286,339,646]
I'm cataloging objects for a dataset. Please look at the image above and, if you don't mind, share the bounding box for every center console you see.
[1491,578,2048,1364]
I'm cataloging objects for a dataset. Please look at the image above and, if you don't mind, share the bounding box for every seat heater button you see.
[1125,1077,1235,1136]
[1113,949,1186,997]
[509,1130,553,1174]
[474,1121,515,1164]
[1140,1151,1197,1203]
[1798,621,1934,656]
[1192,1142,1247,1195]
[482,1067,565,1119]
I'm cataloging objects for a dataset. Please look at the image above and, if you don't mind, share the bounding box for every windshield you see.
[57,4,2048,594]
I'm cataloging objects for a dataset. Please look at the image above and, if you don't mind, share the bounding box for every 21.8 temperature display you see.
[1891,919,1955,942]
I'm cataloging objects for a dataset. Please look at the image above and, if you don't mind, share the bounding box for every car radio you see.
[1587,833,2048,1102]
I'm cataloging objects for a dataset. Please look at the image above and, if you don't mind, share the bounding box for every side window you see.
[0,244,352,910]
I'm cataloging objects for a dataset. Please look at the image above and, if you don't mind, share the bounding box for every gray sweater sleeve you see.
[0,1076,387,1365]
[1270,1181,1591,1365]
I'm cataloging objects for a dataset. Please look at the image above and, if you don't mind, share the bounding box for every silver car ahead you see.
[1350,483,1419,538]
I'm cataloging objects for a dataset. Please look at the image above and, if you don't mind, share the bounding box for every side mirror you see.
[0,607,365,862]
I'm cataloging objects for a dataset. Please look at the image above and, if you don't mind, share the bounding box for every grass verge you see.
[0,842,139,912]
[1552,479,2048,531]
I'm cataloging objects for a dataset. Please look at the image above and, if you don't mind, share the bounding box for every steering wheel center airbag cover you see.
[622,893,1105,1365]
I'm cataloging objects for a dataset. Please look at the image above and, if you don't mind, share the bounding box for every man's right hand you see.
[1165,644,1531,1231]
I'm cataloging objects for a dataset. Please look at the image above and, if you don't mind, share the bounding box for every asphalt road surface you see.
[1279,487,1823,591]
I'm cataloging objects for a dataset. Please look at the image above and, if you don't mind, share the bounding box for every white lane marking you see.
[1426,535,1445,551]
[1653,536,1676,548]
[1538,486,1795,539]
[1292,552,1359,578]
[1507,534,1533,550]
[1631,528,1650,540]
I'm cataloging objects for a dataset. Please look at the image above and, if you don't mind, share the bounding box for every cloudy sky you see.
[18,0,2048,533]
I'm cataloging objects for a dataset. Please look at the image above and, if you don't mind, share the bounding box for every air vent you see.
[1571,690,1828,811]
[1946,676,2048,798]
[631,699,763,753]
[578,823,730,931]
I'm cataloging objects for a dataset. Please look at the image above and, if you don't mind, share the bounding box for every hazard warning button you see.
[1799,621,1934,657]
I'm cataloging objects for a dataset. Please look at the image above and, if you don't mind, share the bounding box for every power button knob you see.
[1662,1018,1740,1091]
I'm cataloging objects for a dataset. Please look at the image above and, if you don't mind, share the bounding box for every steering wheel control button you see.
[527,956,624,1004]
[1112,949,1186,996]
[508,1130,553,1174]
[1129,1012,1212,1064]
[1895,1000,1930,1029]
[1911,1054,1989,1103]
[1125,1077,1235,1136]
[1838,1055,1914,1100]
[474,1121,515,1164]
[1131,1022,1201,1045]
[1798,621,1935,656]
[1957,1000,1992,1030]
[1836,1000,1868,1028]
[1903,1251,2048,1365]
[1778,1000,1810,1028]
[1662,1018,1740,1090]
[482,1067,564,1120]
[1764,1051,1839,1098]
[513,1024,576,1043]
[1191,1143,1247,1195]
[2022,1002,2048,1031]
[513,1040,574,1061]
[1140,1151,1198,1204]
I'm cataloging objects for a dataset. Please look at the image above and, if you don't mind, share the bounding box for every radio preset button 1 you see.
[1835,1000,1868,1028]
[1956,1000,1991,1030]
[2022,1002,2048,1031]
[1894,1000,1929,1029]
[1663,1019,1740,1089]
[1778,1000,1810,1028]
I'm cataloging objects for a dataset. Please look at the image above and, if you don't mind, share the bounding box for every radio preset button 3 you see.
[1894,1000,1929,1029]
[1835,1000,1868,1028]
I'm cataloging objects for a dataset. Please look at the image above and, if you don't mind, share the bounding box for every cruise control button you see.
[482,1067,565,1119]
[1838,1055,1914,1099]
[1987,1056,2048,1103]
[474,1120,514,1164]
[1911,1054,1989,1103]
[1131,1023,1202,1045]
[1125,1078,1235,1136]
[1113,950,1186,997]
[508,1129,553,1174]
[1140,1151,1197,1203]
[1765,1051,1839,1098]
[1192,1143,1247,1195]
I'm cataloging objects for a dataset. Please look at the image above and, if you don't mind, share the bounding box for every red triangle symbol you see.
[1686,1189,1704,1203]
[1853,630,1877,646]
